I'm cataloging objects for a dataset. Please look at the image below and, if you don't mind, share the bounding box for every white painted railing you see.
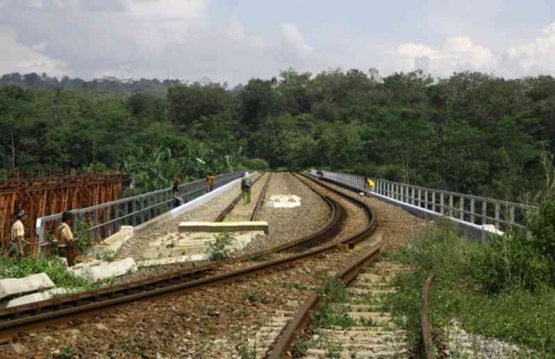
[311,170,536,231]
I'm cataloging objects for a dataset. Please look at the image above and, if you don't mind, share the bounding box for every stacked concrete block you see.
[0,273,55,300]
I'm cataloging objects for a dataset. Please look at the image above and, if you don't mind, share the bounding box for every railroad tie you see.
[302,261,409,359]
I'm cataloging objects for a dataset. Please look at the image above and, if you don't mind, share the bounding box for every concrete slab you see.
[138,254,210,268]
[0,273,56,300]
[2,288,68,308]
[141,231,266,260]
[69,258,137,283]
[68,260,103,278]
[266,195,302,208]
[87,258,137,283]
[482,224,504,236]
[94,226,133,256]
[178,221,269,234]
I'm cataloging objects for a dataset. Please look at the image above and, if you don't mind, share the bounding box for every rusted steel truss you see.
[0,174,130,251]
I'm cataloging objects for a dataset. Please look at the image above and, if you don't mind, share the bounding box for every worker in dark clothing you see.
[241,172,252,205]
[206,172,215,192]
[172,177,183,208]
[55,211,78,267]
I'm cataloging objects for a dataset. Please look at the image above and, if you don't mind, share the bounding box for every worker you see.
[241,172,252,205]
[366,177,375,196]
[172,177,183,208]
[10,209,27,258]
[55,211,78,267]
[206,171,215,192]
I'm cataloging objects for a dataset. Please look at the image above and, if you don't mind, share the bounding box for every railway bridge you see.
[0,170,539,358]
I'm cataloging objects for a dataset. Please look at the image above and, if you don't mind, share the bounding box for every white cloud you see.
[506,22,555,76]
[279,23,319,60]
[0,28,69,76]
[392,36,495,76]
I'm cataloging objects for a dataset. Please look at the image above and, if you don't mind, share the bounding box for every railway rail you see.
[0,172,376,345]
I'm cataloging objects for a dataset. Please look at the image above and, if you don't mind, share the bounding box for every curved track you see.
[0,172,376,344]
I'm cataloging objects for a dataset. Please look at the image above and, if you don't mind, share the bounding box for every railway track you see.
[0,172,365,343]
[263,248,411,359]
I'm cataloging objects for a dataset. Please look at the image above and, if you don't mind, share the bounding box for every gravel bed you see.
[238,172,331,255]
[444,322,529,358]
[2,233,381,358]
[315,180,429,251]
[0,175,427,358]
[118,177,258,260]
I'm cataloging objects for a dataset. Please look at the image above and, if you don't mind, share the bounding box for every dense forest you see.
[1,69,554,201]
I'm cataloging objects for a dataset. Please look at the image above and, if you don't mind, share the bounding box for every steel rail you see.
[0,172,350,341]
[214,173,266,223]
[265,174,380,358]
[250,173,272,221]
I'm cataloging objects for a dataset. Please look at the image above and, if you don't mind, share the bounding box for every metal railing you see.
[311,170,536,230]
[36,171,245,243]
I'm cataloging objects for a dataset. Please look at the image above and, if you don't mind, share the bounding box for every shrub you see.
[207,232,234,261]
[470,230,552,294]
[528,199,555,263]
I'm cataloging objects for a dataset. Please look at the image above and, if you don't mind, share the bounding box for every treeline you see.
[1,69,554,200]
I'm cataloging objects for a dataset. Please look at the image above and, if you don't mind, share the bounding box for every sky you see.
[0,0,554,84]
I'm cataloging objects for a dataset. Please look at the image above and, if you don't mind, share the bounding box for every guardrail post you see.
[114,204,120,233]
[482,201,487,225]
[495,202,501,229]
[418,189,422,207]
[449,195,454,217]
[431,191,436,212]
[132,199,138,226]
[440,193,444,215]
[459,197,465,221]
[92,209,99,243]
[424,190,428,210]
[510,206,515,224]
[470,198,475,224]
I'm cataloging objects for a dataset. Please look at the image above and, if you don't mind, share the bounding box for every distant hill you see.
[0,72,184,97]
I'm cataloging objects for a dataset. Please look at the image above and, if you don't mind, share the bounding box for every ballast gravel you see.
[0,175,429,358]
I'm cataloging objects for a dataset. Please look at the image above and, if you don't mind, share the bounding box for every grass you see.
[387,224,555,356]
[242,290,271,304]
[281,281,310,290]
[0,256,107,291]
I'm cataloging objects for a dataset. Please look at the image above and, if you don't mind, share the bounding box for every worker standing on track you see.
[241,172,252,205]
[55,211,79,267]
[10,210,27,258]
[366,177,375,196]
[206,171,215,192]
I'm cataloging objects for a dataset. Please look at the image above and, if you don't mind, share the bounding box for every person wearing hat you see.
[10,210,27,258]
[55,211,78,267]
[241,172,252,205]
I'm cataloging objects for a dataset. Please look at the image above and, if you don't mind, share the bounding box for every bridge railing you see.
[36,171,245,243]
[311,170,536,231]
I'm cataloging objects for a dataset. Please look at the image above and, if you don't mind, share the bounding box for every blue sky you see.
[0,0,554,84]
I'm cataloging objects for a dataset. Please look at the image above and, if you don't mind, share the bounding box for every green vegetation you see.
[0,256,104,290]
[388,196,555,356]
[312,278,355,330]
[207,232,234,261]
[56,345,78,359]
[242,290,270,305]
[2,70,554,200]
